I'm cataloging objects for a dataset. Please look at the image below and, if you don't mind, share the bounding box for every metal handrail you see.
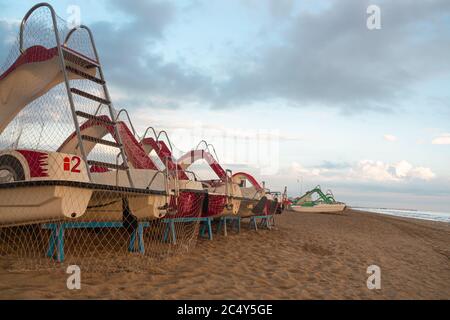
[115,108,137,137]
[183,170,198,181]
[156,130,173,151]
[20,3,55,53]
[146,170,168,191]
[141,126,158,142]
[195,140,220,163]
[141,128,174,154]
[207,143,220,163]
[195,140,208,150]
[63,25,98,60]
[146,169,171,210]
[93,103,109,116]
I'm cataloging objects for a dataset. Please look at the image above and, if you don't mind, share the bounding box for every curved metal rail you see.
[195,140,208,151]
[156,130,173,151]
[93,103,110,117]
[183,170,199,182]
[195,140,220,163]
[146,170,171,204]
[115,108,137,137]
[141,126,158,141]
[20,3,56,53]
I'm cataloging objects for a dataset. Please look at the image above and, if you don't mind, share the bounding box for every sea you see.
[351,207,450,223]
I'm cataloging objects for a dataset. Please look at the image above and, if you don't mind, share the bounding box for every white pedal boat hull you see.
[0,150,169,225]
[0,184,92,226]
[291,203,346,213]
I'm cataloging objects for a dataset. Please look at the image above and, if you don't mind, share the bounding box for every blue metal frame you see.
[43,217,216,262]
[248,215,274,231]
[216,216,241,236]
[42,221,150,262]
[162,217,213,244]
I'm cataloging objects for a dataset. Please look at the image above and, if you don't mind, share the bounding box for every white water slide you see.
[0,45,97,135]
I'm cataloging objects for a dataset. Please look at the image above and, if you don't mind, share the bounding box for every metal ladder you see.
[19,3,134,187]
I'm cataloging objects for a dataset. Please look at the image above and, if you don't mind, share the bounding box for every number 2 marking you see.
[71,156,81,173]
[64,156,81,173]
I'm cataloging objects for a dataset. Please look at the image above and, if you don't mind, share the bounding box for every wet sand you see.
[0,209,449,299]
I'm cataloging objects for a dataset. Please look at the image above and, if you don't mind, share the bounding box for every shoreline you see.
[350,207,450,223]
[0,209,449,299]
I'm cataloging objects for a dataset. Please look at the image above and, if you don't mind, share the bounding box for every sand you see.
[0,209,449,299]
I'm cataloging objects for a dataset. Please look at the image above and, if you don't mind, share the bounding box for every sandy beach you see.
[0,209,448,299]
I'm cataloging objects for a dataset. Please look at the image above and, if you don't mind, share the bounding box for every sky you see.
[0,0,449,211]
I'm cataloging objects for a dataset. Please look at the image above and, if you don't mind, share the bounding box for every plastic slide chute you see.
[177,149,227,180]
[0,45,97,135]
[58,115,158,170]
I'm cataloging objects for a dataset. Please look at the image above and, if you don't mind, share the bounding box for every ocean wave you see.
[351,207,450,223]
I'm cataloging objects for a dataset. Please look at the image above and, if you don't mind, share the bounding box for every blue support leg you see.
[207,218,213,240]
[56,224,65,262]
[200,221,206,237]
[138,223,145,253]
[46,226,56,258]
[171,220,176,244]
[217,218,223,234]
[128,230,137,252]
[163,221,170,243]
[223,217,227,236]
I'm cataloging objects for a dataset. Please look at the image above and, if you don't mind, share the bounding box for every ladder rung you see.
[62,46,99,69]
[70,88,110,105]
[81,135,121,148]
[87,160,128,171]
[75,111,116,126]
[66,66,105,84]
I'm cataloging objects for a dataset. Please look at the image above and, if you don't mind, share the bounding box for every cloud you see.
[212,0,450,112]
[354,160,436,181]
[432,133,450,145]
[290,159,435,182]
[1,0,449,114]
[0,20,19,70]
[10,0,449,114]
[383,134,397,142]
[85,0,216,109]
[242,0,294,19]
[267,0,294,19]
[109,0,175,37]
[318,161,352,170]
